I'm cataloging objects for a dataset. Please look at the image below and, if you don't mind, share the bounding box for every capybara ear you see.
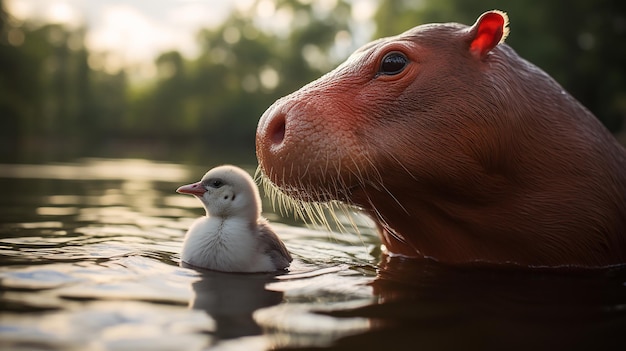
[467,10,509,59]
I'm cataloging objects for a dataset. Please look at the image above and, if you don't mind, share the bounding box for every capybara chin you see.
[255,10,626,268]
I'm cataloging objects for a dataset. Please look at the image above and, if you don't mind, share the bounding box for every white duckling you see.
[176,165,292,272]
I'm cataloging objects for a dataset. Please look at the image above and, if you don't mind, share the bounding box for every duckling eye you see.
[206,179,223,188]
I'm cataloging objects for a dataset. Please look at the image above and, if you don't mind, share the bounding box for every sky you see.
[5,0,377,80]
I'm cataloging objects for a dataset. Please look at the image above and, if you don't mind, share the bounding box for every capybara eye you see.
[378,52,408,76]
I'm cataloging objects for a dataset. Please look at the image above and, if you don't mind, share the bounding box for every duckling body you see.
[177,165,291,272]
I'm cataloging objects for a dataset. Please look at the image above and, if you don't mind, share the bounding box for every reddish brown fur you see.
[256,11,626,267]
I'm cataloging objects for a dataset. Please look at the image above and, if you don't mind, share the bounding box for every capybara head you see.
[256,11,626,267]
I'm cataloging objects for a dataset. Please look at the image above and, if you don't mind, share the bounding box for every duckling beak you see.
[176,182,207,196]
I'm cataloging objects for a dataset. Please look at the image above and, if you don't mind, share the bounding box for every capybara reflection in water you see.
[256,11,626,268]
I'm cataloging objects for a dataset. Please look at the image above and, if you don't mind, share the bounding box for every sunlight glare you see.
[259,67,280,91]
[48,1,82,27]
[85,5,173,72]
[256,0,275,18]
[4,0,32,21]
[5,0,379,81]
[352,0,378,22]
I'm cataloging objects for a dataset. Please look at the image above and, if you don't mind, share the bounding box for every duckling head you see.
[177,165,261,220]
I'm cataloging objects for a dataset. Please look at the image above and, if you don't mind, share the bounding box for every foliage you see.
[0,0,624,162]
[0,3,126,144]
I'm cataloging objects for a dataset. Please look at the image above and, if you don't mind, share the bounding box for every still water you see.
[1,158,625,351]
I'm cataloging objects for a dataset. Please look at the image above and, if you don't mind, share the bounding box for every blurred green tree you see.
[2,0,623,162]
[0,0,35,141]
[127,0,353,152]
[1,0,125,155]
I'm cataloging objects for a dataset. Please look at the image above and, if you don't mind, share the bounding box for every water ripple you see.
[0,158,383,350]
[7,159,622,350]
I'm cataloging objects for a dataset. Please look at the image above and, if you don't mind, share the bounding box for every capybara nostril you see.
[268,112,286,146]
[257,102,288,154]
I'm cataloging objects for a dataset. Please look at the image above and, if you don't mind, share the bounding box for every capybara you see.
[256,10,626,268]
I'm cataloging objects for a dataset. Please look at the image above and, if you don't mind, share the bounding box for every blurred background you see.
[1,0,625,165]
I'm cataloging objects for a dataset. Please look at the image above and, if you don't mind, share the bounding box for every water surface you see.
[1,158,625,350]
